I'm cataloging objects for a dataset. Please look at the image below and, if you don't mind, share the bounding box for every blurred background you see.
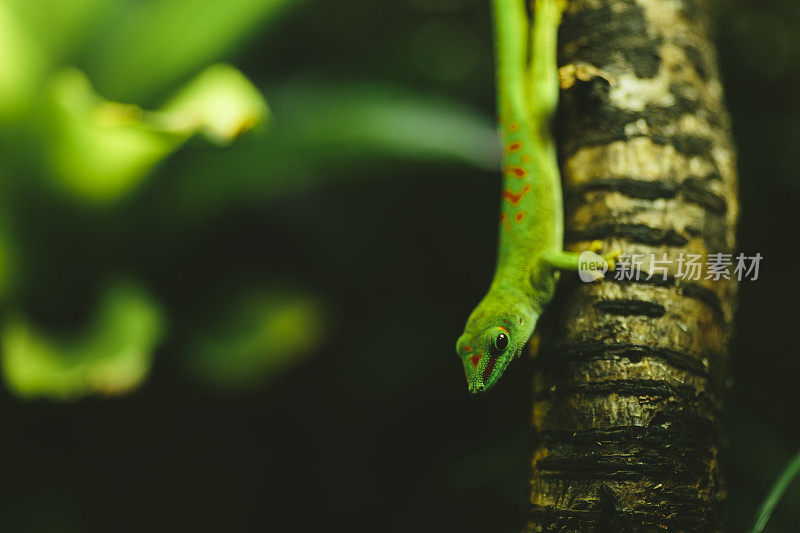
[0,0,797,531]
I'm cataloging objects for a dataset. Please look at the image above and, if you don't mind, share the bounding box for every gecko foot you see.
[559,62,614,90]
[586,240,621,272]
[589,240,604,253]
[604,249,621,272]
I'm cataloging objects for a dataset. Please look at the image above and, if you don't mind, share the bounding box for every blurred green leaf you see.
[42,65,267,202]
[266,83,498,167]
[4,0,110,62]
[185,287,326,391]
[0,1,46,120]
[1,281,165,400]
[158,63,269,145]
[170,83,499,218]
[43,68,178,201]
[752,449,800,533]
[84,0,304,102]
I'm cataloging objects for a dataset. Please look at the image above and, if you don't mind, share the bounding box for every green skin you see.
[456,0,594,395]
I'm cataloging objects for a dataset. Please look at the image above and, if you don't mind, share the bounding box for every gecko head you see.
[455,304,537,395]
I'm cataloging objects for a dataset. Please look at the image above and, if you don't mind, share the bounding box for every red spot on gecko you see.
[509,122,520,132]
[507,142,522,153]
[469,354,481,368]
[505,165,527,178]
[502,184,531,206]
[515,212,525,223]
[499,213,511,231]
[463,346,472,352]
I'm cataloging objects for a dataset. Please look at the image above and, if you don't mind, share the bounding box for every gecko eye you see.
[493,329,509,352]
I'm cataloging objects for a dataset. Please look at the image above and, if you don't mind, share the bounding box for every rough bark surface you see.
[526,0,738,531]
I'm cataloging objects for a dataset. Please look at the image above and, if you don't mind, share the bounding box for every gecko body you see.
[455,0,613,394]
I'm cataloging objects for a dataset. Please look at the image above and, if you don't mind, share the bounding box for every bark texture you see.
[526,0,738,531]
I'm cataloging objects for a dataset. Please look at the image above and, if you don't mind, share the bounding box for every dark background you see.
[1,0,798,531]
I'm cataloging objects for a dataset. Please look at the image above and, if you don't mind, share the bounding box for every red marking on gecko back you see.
[502,184,531,206]
[463,346,472,353]
[469,354,481,368]
[506,142,522,153]
[499,212,511,232]
[505,165,527,179]
[509,122,520,132]
[514,212,525,223]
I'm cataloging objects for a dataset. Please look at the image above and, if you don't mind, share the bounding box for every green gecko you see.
[455,0,616,395]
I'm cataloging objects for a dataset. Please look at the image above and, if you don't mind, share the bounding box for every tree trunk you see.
[526,0,738,531]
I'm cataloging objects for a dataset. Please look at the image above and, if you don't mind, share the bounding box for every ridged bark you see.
[526,0,738,531]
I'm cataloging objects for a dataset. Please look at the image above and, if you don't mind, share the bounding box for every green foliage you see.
[3,0,108,61]
[83,0,302,101]
[41,65,267,201]
[1,281,164,399]
[42,69,177,201]
[171,83,498,219]
[0,1,46,119]
[159,63,270,145]
[752,449,800,533]
[185,288,326,390]
[0,0,495,400]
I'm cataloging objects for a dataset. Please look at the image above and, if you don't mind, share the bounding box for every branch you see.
[527,0,738,530]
